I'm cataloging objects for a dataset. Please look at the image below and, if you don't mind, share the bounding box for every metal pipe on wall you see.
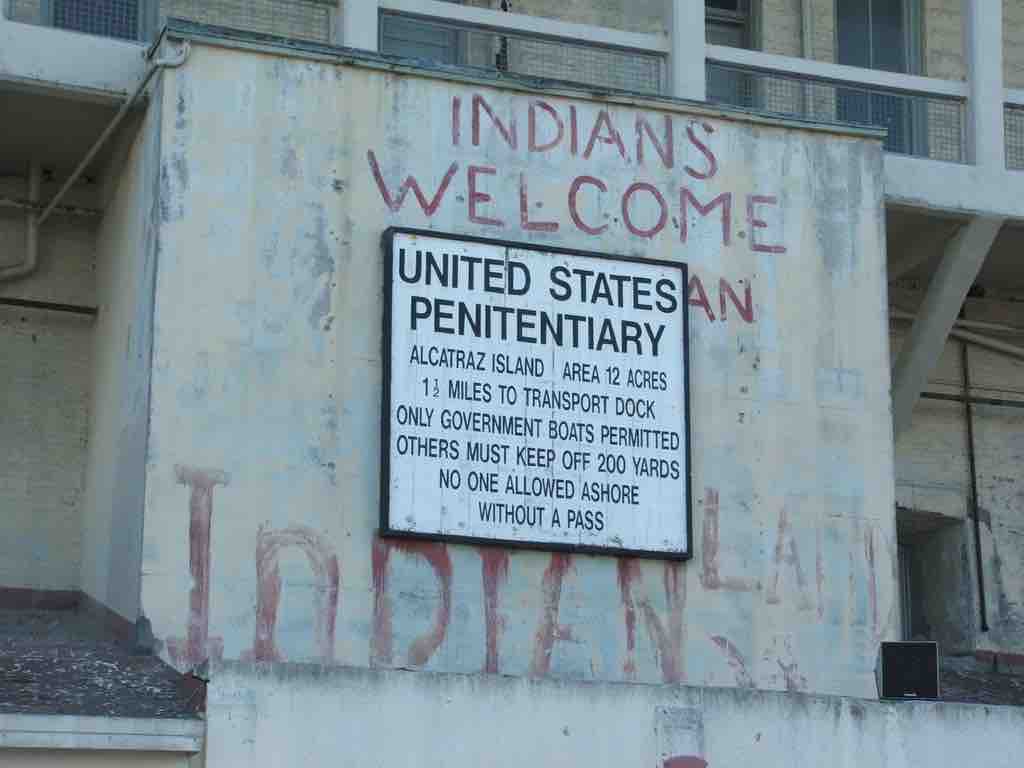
[0,160,41,283]
[962,338,990,633]
[37,41,191,228]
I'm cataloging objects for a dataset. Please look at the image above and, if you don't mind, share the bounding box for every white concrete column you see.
[891,216,1004,436]
[665,0,706,101]
[962,0,1005,168]
[342,0,380,52]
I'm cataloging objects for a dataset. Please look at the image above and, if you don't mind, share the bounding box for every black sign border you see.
[380,227,692,561]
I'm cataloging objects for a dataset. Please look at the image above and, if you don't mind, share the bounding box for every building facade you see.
[1,2,1023,766]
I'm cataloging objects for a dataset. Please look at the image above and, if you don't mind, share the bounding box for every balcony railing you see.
[706,59,967,163]
[378,11,666,96]
[1006,104,1024,170]
[5,0,336,43]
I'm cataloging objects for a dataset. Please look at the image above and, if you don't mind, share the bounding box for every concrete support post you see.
[342,0,380,52]
[665,0,706,101]
[891,216,1004,436]
[962,0,1004,169]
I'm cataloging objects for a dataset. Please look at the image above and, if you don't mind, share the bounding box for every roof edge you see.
[0,713,203,753]
[155,17,886,142]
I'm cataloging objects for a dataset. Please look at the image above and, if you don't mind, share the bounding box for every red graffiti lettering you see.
[687,276,715,322]
[568,175,608,236]
[247,525,339,663]
[684,122,717,180]
[528,100,564,153]
[767,501,812,610]
[479,548,510,674]
[710,635,755,688]
[451,96,461,146]
[700,488,758,592]
[583,109,628,162]
[619,559,686,684]
[372,539,452,668]
[367,150,457,215]
[520,174,558,232]
[718,279,754,323]
[747,194,787,254]
[636,114,674,169]
[167,465,228,669]
[621,182,668,239]
[468,165,503,227]
[529,553,573,677]
[664,759,708,768]
[680,189,731,246]
[473,93,518,149]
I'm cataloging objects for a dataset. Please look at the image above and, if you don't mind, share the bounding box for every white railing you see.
[707,44,968,100]
[379,0,667,54]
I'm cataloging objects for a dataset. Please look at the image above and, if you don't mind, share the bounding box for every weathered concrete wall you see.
[0,182,96,592]
[79,96,165,622]
[207,661,1024,768]
[140,41,893,698]
[0,752,191,768]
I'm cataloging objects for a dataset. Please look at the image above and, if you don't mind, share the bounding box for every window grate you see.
[52,0,139,40]
[1005,105,1024,170]
[706,60,966,162]
[159,0,333,43]
[380,12,665,97]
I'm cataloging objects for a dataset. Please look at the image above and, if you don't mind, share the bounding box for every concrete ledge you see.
[0,714,203,753]
[0,16,146,101]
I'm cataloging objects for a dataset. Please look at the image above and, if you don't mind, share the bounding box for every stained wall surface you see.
[140,41,892,699]
[79,95,165,622]
[207,661,1024,768]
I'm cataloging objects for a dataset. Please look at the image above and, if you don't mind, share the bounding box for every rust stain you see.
[529,553,572,677]
[248,524,340,663]
[168,465,229,669]
[372,539,452,668]
[479,548,510,674]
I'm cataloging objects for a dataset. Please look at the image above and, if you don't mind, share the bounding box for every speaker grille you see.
[878,642,939,700]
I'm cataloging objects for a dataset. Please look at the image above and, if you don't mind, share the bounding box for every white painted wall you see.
[207,661,1024,768]
[138,41,893,699]
[79,89,165,622]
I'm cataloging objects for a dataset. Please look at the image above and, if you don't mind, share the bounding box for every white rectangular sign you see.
[381,229,691,558]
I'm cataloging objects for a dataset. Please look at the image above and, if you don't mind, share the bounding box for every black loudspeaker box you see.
[876,641,940,700]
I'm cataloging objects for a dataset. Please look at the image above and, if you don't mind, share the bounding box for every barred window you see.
[706,0,750,48]
[52,0,140,41]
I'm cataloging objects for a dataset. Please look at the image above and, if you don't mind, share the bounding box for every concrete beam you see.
[0,14,146,98]
[887,220,963,282]
[962,0,1005,169]
[342,0,380,52]
[0,713,203,752]
[666,0,706,101]
[891,216,1004,435]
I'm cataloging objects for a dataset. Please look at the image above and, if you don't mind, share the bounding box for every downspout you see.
[0,42,190,286]
[962,335,989,633]
[37,41,191,229]
[0,160,41,283]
